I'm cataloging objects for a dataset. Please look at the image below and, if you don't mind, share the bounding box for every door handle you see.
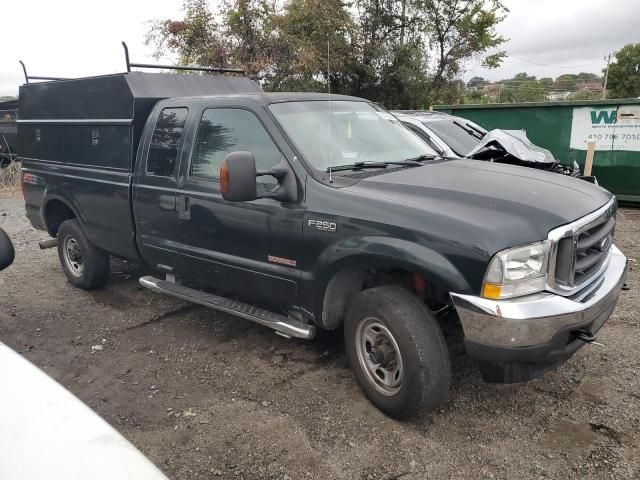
[177,194,191,220]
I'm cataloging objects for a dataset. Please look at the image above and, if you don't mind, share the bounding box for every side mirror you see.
[0,228,15,271]
[220,151,298,203]
[220,151,258,202]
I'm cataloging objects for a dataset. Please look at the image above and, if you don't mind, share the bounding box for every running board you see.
[139,276,316,340]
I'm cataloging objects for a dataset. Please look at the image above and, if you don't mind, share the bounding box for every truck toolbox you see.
[19,72,261,260]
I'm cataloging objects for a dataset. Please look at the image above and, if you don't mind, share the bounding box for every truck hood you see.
[346,159,613,252]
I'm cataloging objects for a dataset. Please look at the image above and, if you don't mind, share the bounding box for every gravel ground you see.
[0,192,638,480]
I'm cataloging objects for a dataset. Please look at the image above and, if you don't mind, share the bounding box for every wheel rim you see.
[355,317,404,396]
[63,236,84,277]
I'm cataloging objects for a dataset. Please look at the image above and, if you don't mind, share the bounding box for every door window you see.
[191,108,281,190]
[146,107,188,177]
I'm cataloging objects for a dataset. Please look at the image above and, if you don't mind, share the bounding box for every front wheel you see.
[344,286,451,419]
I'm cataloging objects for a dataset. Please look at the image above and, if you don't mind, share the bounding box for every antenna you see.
[327,39,333,183]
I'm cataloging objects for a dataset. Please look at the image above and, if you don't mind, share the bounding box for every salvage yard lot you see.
[1,192,638,480]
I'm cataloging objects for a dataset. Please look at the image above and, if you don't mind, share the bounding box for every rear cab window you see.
[146,107,189,177]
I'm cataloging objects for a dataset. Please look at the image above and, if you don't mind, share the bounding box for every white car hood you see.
[0,342,168,480]
[466,129,556,164]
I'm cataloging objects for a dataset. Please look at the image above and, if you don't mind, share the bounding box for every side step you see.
[139,276,316,340]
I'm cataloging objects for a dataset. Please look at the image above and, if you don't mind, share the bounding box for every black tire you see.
[344,286,451,419]
[57,219,110,290]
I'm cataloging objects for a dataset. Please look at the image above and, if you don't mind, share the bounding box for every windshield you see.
[269,101,437,171]
[425,119,485,156]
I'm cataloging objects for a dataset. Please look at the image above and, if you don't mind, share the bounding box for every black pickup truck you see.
[19,71,627,419]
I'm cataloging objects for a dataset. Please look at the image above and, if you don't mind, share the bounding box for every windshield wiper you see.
[453,120,484,140]
[465,122,487,139]
[326,160,421,172]
[403,154,438,162]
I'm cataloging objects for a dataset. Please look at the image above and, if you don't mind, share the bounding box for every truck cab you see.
[132,94,308,310]
[19,71,627,419]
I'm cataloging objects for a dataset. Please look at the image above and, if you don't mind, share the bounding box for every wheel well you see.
[45,200,76,236]
[320,263,456,331]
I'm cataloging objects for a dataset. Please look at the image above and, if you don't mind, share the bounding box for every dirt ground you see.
[0,191,638,480]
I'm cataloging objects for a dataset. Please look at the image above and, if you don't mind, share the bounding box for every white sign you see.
[570,105,640,151]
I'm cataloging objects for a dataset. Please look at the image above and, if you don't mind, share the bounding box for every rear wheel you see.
[57,219,109,289]
[344,286,450,419]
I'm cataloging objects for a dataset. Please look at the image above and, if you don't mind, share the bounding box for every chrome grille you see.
[573,216,615,285]
[547,199,617,295]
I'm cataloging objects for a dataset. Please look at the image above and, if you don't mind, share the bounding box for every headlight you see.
[482,241,550,299]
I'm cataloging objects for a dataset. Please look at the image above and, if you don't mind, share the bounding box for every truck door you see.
[174,105,302,309]
[133,106,190,274]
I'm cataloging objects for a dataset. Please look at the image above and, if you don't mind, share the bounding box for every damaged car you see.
[394,110,583,177]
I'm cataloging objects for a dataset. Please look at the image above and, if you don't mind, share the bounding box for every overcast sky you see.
[1,0,638,96]
[463,0,639,83]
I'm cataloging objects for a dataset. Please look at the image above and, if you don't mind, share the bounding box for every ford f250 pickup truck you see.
[19,70,627,419]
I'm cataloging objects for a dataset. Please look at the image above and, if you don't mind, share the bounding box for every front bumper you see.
[450,245,627,383]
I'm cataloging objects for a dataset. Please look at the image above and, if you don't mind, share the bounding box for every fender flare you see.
[304,236,473,322]
[41,190,83,236]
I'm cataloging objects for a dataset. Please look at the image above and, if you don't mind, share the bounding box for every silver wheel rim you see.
[355,317,404,396]
[63,236,84,277]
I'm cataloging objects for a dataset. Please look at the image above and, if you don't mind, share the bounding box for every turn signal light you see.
[220,159,229,194]
[481,283,502,299]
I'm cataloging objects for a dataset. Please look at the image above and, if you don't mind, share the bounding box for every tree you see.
[576,72,600,81]
[421,0,507,103]
[606,43,640,99]
[513,72,535,81]
[513,80,544,102]
[467,76,486,88]
[0,96,16,102]
[568,90,601,101]
[539,77,553,88]
[554,74,578,90]
[145,0,508,108]
[260,0,357,92]
[224,0,283,80]
[498,72,535,90]
[145,0,227,68]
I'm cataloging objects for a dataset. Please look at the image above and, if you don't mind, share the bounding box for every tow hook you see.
[572,329,606,347]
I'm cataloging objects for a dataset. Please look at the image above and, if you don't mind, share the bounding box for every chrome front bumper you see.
[450,245,627,349]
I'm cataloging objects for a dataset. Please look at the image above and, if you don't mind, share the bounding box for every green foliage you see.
[512,72,535,81]
[422,0,508,101]
[567,90,601,101]
[513,80,545,102]
[0,96,16,102]
[467,76,486,88]
[224,0,282,79]
[486,72,605,104]
[539,77,553,88]
[145,0,508,108]
[554,74,578,90]
[270,0,356,92]
[576,72,600,81]
[606,43,640,99]
[145,0,226,67]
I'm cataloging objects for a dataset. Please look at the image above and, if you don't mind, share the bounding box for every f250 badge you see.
[308,219,337,232]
